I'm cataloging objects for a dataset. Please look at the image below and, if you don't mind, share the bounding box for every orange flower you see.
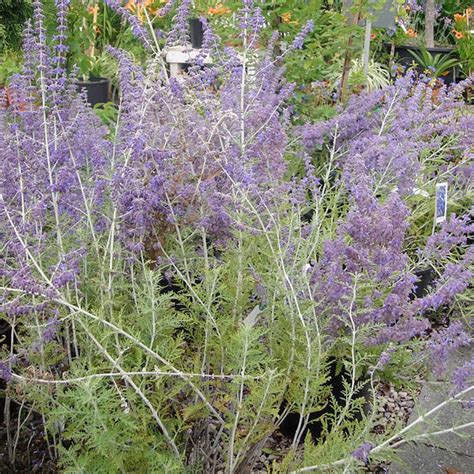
[406,28,417,38]
[87,5,99,15]
[466,7,473,18]
[454,13,465,23]
[281,12,291,24]
[453,29,464,39]
[370,33,377,40]
[125,0,136,12]
[125,0,155,22]
[281,12,298,25]
[208,3,231,16]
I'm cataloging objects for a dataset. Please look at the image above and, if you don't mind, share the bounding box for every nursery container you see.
[385,43,459,86]
[279,359,371,443]
[0,85,27,111]
[189,18,204,49]
[411,266,437,300]
[75,77,110,107]
[0,86,7,109]
[0,319,11,424]
[463,83,474,105]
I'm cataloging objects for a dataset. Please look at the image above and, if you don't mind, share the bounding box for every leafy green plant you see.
[46,366,184,472]
[392,0,473,47]
[453,8,474,76]
[325,56,390,92]
[1,3,473,473]
[43,0,147,81]
[0,50,22,86]
[408,47,461,78]
[282,6,358,119]
[0,0,32,53]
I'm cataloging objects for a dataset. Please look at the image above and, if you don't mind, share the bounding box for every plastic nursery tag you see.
[435,182,448,225]
[412,187,429,198]
[243,305,264,328]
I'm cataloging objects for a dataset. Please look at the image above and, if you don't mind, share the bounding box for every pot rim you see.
[383,42,456,53]
[75,77,110,86]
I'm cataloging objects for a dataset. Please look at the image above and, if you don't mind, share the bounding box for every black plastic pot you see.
[385,43,459,86]
[466,218,474,247]
[0,319,12,425]
[75,77,110,107]
[279,358,371,443]
[411,266,437,300]
[189,18,204,49]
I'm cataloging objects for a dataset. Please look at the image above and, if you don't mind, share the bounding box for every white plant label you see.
[243,305,263,328]
[435,182,448,224]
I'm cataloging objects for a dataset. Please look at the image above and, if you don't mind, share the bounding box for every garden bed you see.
[1,1,473,473]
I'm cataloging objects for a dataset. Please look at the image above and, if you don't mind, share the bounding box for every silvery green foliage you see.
[0,1,473,471]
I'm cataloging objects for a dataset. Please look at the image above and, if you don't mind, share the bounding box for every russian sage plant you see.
[0,1,473,472]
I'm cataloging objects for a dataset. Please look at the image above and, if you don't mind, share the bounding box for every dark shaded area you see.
[0,0,32,52]
[75,77,110,108]
[279,358,370,443]
[411,266,437,300]
[189,18,204,49]
[0,413,57,473]
[384,43,460,86]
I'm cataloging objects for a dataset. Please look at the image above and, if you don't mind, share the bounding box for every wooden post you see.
[425,0,435,48]
[363,17,372,77]
[339,11,361,102]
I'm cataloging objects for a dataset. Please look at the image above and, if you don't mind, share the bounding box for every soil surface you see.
[0,379,418,473]
[0,409,57,473]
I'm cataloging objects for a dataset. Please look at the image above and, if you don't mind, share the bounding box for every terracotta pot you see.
[430,80,444,104]
[1,85,27,111]
[0,86,8,109]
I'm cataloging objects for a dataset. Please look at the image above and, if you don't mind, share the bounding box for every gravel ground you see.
[0,380,419,473]
[366,382,419,473]
[249,381,419,473]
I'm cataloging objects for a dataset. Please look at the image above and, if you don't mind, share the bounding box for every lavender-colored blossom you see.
[238,0,264,33]
[291,20,314,50]
[0,362,12,383]
[167,0,191,46]
[42,315,60,343]
[429,322,470,379]
[103,0,152,49]
[452,358,474,392]
[157,0,177,18]
[424,214,474,260]
[404,0,423,13]
[376,347,397,371]
[352,441,374,463]
[300,72,473,351]
[301,72,474,196]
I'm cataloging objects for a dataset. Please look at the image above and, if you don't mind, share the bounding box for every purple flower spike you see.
[352,441,374,463]
[292,20,314,49]
[0,362,12,383]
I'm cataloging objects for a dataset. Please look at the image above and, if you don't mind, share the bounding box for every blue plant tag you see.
[435,182,448,224]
